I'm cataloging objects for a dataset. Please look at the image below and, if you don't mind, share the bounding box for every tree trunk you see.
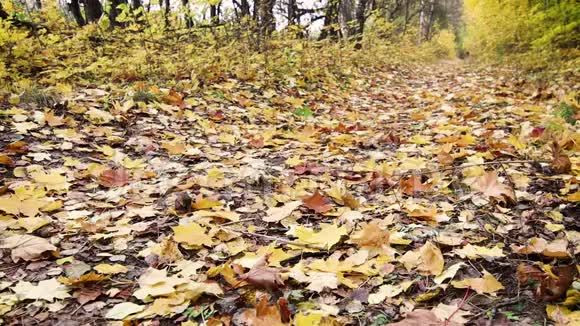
[182,0,193,28]
[418,0,435,43]
[109,0,127,28]
[259,0,276,35]
[287,0,296,26]
[239,0,251,17]
[164,0,170,26]
[354,0,368,37]
[339,0,355,37]
[68,0,86,26]
[210,3,220,24]
[85,0,103,23]
[319,0,339,40]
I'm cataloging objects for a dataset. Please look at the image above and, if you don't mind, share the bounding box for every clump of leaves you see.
[293,106,313,118]
[555,103,577,125]
[19,87,60,108]
[132,90,157,103]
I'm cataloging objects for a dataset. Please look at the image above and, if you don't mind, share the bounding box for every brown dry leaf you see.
[388,309,441,326]
[516,263,545,284]
[473,171,515,204]
[537,265,577,301]
[0,154,14,166]
[99,168,130,187]
[264,201,302,223]
[4,141,28,154]
[72,287,102,305]
[400,175,432,195]
[351,221,390,250]
[550,141,571,174]
[277,297,291,323]
[236,296,289,326]
[174,192,192,214]
[302,190,333,213]
[369,172,397,192]
[451,272,504,294]
[58,272,109,286]
[239,254,284,290]
[511,238,569,258]
[0,234,57,262]
[294,162,326,175]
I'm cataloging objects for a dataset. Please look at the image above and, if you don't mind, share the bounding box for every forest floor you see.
[0,61,578,326]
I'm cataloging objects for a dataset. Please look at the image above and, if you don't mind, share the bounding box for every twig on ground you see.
[220,217,257,226]
[219,226,325,250]
[445,287,471,326]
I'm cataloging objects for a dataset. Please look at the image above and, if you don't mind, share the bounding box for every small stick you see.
[219,226,325,250]
[220,217,257,226]
[445,287,471,326]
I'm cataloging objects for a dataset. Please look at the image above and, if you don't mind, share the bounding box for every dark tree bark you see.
[259,0,275,34]
[418,0,435,43]
[85,0,103,23]
[131,0,142,10]
[355,0,368,36]
[164,0,170,26]
[210,3,220,24]
[287,0,296,25]
[319,0,339,40]
[339,0,355,37]
[239,0,251,17]
[182,0,193,28]
[68,0,86,26]
[109,0,127,28]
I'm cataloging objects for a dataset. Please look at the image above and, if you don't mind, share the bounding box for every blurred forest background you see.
[0,0,578,92]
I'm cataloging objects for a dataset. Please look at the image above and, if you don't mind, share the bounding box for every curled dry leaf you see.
[451,272,504,294]
[302,190,333,213]
[0,234,57,262]
[400,175,432,195]
[387,309,441,326]
[535,265,577,302]
[174,192,192,214]
[264,201,302,223]
[239,254,285,290]
[473,171,515,204]
[0,154,14,166]
[550,141,571,174]
[351,221,390,251]
[99,168,130,187]
[236,296,289,326]
[368,172,397,192]
[294,162,326,175]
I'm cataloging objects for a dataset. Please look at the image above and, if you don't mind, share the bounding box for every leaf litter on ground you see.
[0,62,578,325]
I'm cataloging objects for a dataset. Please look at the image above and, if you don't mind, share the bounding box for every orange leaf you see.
[0,154,14,166]
[400,175,431,195]
[302,191,333,213]
[99,169,130,187]
[4,141,28,154]
[473,171,515,204]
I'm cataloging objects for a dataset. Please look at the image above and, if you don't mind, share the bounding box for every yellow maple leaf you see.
[451,272,504,294]
[94,264,129,275]
[290,223,347,250]
[172,223,213,247]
